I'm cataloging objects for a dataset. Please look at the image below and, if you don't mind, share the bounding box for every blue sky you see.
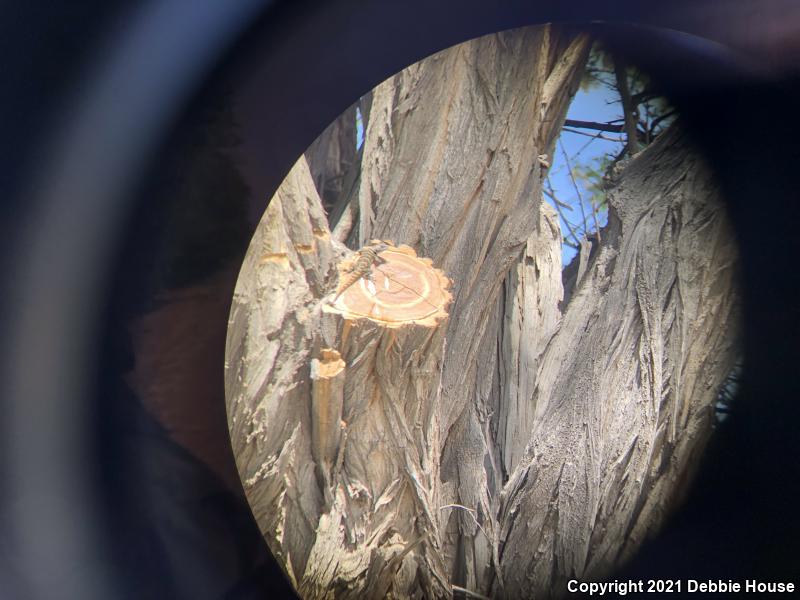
[547,83,626,264]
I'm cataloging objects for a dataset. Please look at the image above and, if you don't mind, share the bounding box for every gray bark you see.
[226,154,454,598]
[353,27,591,593]
[225,24,738,600]
[496,124,739,597]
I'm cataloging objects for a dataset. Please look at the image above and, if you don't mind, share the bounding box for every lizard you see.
[331,240,389,302]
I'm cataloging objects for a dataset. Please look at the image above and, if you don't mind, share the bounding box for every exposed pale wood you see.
[310,349,346,492]
[227,25,591,598]
[324,243,452,327]
[227,157,454,597]
[301,298,453,598]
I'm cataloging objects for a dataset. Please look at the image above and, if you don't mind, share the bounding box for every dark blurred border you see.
[1,1,798,598]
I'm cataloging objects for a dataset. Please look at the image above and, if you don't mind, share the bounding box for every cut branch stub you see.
[324,243,452,328]
[310,348,346,490]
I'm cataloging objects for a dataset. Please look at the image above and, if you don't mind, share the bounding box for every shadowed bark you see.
[305,102,358,212]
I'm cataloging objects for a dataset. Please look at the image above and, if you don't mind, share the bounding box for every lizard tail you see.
[333,270,361,301]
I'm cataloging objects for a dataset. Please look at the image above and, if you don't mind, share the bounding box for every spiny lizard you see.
[332,241,389,302]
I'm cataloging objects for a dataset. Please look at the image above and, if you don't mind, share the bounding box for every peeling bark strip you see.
[310,349,346,487]
[304,280,454,599]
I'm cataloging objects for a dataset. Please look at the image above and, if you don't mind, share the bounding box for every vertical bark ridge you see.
[350,26,590,594]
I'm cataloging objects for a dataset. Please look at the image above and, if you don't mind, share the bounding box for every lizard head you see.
[368,239,390,253]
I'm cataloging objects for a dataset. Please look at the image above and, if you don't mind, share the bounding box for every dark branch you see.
[630,90,659,107]
[563,119,624,134]
[613,56,641,155]
[648,109,679,136]
[546,176,582,248]
[562,127,624,143]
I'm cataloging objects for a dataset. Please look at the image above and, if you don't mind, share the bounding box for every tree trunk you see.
[225,25,738,599]
[495,124,739,597]
[227,156,455,598]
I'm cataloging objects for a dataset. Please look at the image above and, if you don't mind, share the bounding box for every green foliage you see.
[579,43,677,142]
[573,154,612,212]
[579,44,615,92]
[554,42,679,260]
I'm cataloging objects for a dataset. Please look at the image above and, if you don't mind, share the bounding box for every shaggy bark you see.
[349,26,590,593]
[225,158,337,589]
[226,155,454,599]
[225,24,738,600]
[496,125,739,597]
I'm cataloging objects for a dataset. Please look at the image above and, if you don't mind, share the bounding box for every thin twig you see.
[543,186,572,210]
[630,89,659,107]
[563,142,601,243]
[613,56,640,155]
[452,584,492,600]
[648,108,678,136]
[571,129,623,160]
[562,127,625,143]
[562,239,579,250]
[559,140,596,238]
[546,176,582,248]
[439,504,492,544]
